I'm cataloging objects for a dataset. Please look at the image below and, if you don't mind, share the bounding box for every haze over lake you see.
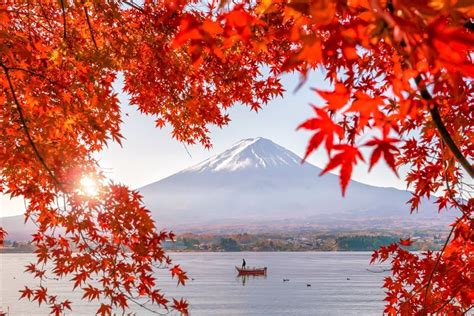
[1,252,389,315]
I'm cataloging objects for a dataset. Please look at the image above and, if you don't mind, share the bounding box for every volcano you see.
[139,137,452,232]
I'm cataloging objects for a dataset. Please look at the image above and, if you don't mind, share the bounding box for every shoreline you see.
[0,249,422,254]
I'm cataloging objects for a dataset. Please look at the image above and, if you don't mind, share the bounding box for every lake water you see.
[0,252,390,315]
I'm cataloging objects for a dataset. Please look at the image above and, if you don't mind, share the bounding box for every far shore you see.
[1,229,446,253]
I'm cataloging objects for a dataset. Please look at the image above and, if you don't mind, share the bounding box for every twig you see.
[421,216,461,315]
[430,291,458,314]
[122,292,170,315]
[366,267,390,273]
[182,143,192,158]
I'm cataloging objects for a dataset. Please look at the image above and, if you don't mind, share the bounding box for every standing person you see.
[242,258,246,269]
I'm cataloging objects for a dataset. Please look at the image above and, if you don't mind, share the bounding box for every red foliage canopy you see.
[1,0,472,315]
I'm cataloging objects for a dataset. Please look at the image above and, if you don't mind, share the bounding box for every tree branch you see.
[84,7,98,49]
[60,0,67,40]
[429,107,473,178]
[121,292,170,315]
[122,1,144,12]
[8,67,67,89]
[421,217,459,314]
[415,76,474,178]
[1,63,61,186]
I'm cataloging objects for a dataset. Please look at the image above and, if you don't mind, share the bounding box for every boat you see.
[235,266,267,276]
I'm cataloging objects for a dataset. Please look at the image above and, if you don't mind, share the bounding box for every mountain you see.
[0,215,37,242]
[139,137,453,232]
[1,137,453,241]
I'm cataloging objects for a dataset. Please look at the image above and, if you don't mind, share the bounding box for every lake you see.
[0,252,390,315]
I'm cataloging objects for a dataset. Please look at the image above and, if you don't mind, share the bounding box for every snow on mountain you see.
[185,137,300,173]
[139,137,454,231]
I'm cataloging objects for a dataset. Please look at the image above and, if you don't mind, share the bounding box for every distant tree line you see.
[336,236,400,251]
[162,233,444,252]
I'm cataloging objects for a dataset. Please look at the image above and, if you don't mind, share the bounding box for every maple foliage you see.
[178,1,472,314]
[0,0,473,315]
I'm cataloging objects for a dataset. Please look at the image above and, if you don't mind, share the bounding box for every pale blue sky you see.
[1,70,404,217]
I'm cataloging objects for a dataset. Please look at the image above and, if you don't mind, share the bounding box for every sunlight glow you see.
[79,176,99,197]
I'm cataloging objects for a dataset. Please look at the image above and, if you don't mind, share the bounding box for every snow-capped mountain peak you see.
[137,137,444,231]
[184,137,302,173]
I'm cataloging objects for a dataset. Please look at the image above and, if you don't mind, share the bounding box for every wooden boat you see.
[236,266,267,276]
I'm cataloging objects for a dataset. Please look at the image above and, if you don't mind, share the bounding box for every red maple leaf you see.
[172,298,189,316]
[364,133,399,175]
[170,265,188,286]
[19,286,33,300]
[320,144,365,196]
[299,106,344,158]
[96,304,111,316]
[33,286,48,306]
[82,285,101,301]
[315,82,350,110]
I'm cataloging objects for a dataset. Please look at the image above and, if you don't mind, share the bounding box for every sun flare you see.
[79,176,99,197]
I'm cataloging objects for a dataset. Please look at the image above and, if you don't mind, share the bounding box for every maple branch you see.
[424,263,472,314]
[464,305,474,314]
[84,7,98,50]
[1,63,61,186]
[121,292,170,315]
[430,107,473,178]
[122,1,144,12]
[430,290,459,314]
[8,67,67,89]
[38,2,56,33]
[415,76,474,178]
[465,20,474,31]
[182,143,192,158]
[401,215,466,311]
[443,165,471,218]
[421,216,462,315]
[366,267,390,273]
[60,0,67,40]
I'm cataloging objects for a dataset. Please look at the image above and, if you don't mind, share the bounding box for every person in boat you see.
[242,258,246,269]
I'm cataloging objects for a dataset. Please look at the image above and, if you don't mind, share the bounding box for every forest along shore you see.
[1,230,447,253]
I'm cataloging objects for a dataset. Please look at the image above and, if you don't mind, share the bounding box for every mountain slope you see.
[140,138,452,231]
[1,137,453,240]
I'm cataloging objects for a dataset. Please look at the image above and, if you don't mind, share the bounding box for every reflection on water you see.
[1,252,390,315]
[238,274,267,286]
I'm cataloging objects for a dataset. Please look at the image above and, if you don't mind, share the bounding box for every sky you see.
[1,70,405,217]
